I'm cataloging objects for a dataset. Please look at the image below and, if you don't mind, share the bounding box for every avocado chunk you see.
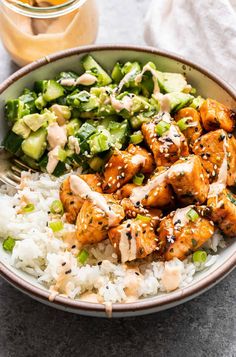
[82,55,112,86]
[157,71,188,93]
[23,113,48,132]
[12,119,31,139]
[22,128,47,160]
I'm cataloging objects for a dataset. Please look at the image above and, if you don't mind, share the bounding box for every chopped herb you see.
[186,208,199,222]
[227,193,236,205]
[155,120,171,136]
[136,214,151,222]
[50,200,64,215]
[49,220,64,232]
[77,249,89,264]
[22,203,35,213]
[2,236,15,252]
[191,238,198,247]
[193,250,207,263]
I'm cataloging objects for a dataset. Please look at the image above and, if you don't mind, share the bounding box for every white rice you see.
[0,172,224,303]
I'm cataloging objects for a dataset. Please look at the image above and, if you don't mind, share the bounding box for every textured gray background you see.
[0,0,235,356]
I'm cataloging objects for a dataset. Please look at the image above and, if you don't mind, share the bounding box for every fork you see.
[0,149,35,187]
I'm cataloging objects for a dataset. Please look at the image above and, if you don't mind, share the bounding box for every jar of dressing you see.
[0,0,98,67]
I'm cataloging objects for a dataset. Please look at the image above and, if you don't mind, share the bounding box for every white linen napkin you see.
[144,0,236,89]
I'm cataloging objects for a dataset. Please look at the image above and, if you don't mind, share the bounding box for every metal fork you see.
[0,149,36,187]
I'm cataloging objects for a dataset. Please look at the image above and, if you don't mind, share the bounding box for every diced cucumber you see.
[34,80,47,93]
[21,155,39,170]
[88,130,111,154]
[66,90,99,112]
[111,62,123,83]
[42,80,64,101]
[35,95,47,110]
[76,122,96,141]
[3,131,24,154]
[5,99,26,122]
[53,161,67,177]
[120,61,141,89]
[82,55,112,86]
[167,92,194,112]
[22,128,47,160]
[109,119,130,148]
[23,113,48,132]
[66,118,82,136]
[157,71,188,93]
[19,89,37,114]
[12,119,31,139]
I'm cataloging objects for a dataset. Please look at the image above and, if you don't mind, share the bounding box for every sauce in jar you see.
[0,0,98,66]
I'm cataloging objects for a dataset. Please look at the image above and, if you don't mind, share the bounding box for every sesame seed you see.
[117,183,121,188]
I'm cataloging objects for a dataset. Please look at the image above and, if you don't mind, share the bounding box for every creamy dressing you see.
[131,154,146,166]
[172,206,193,229]
[47,122,67,150]
[70,175,117,226]
[59,73,97,87]
[208,135,228,197]
[110,95,133,113]
[119,222,137,263]
[46,146,60,174]
[135,63,160,95]
[161,124,181,148]
[155,93,171,113]
[161,263,182,292]
[50,104,68,126]
[168,160,194,176]
[68,136,80,155]
[130,170,168,205]
[117,68,137,92]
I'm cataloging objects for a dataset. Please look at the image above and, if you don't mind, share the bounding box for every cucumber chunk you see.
[22,128,47,160]
[76,122,96,141]
[3,131,24,154]
[42,80,64,101]
[5,99,26,122]
[82,55,112,86]
[157,71,188,93]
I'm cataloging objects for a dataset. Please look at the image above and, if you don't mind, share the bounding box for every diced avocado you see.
[111,62,123,83]
[5,99,26,122]
[3,131,24,154]
[76,122,96,141]
[66,118,82,136]
[88,130,111,154]
[157,71,188,93]
[190,96,205,110]
[12,119,31,139]
[82,55,112,86]
[22,128,47,160]
[167,92,194,112]
[35,94,47,110]
[42,80,64,101]
[23,113,48,132]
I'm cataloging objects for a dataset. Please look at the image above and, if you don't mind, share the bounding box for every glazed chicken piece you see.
[192,129,236,185]
[207,188,236,237]
[121,198,162,227]
[76,195,125,245]
[174,107,203,146]
[108,218,158,263]
[167,155,209,205]
[141,114,189,167]
[158,206,214,261]
[200,98,235,132]
[60,173,102,223]
[102,144,154,193]
[127,168,174,209]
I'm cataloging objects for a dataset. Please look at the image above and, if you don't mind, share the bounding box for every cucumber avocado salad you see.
[3,55,202,176]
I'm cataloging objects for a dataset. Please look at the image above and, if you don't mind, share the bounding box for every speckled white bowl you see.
[0,45,235,317]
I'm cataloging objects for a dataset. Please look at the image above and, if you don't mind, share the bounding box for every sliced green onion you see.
[58,148,67,162]
[50,200,64,215]
[130,131,144,144]
[22,203,35,213]
[77,249,89,264]
[136,214,151,222]
[49,220,64,232]
[186,208,199,222]
[193,250,207,263]
[2,236,15,252]
[133,173,145,186]
[177,116,192,131]
[155,120,171,136]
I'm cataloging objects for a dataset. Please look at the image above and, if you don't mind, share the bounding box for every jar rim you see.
[1,0,88,18]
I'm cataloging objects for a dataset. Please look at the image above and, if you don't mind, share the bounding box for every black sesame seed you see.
[62,262,66,266]
[65,269,72,274]
[71,245,76,249]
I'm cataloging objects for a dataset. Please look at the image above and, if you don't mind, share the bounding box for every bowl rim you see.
[0,44,236,315]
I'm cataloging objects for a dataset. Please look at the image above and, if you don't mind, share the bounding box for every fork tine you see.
[7,171,21,183]
[0,174,18,187]
[11,165,22,176]
[12,158,36,172]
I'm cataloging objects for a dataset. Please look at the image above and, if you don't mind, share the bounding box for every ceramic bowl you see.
[0,45,235,317]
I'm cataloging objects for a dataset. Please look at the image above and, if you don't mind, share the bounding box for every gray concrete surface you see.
[0,0,235,356]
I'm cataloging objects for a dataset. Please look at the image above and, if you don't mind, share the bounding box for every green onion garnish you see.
[22,203,35,213]
[186,208,199,222]
[77,249,89,264]
[192,250,207,263]
[136,214,151,222]
[50,200,64,215]
[58,148,67,162]
[177,116,192,131]
[49,220,64,232]
[3,236,15,252]
[130,131,144,144]
[155,120,171,136]
[133,173,145,186]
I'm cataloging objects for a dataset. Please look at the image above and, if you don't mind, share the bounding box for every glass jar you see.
[0,0,98,67]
